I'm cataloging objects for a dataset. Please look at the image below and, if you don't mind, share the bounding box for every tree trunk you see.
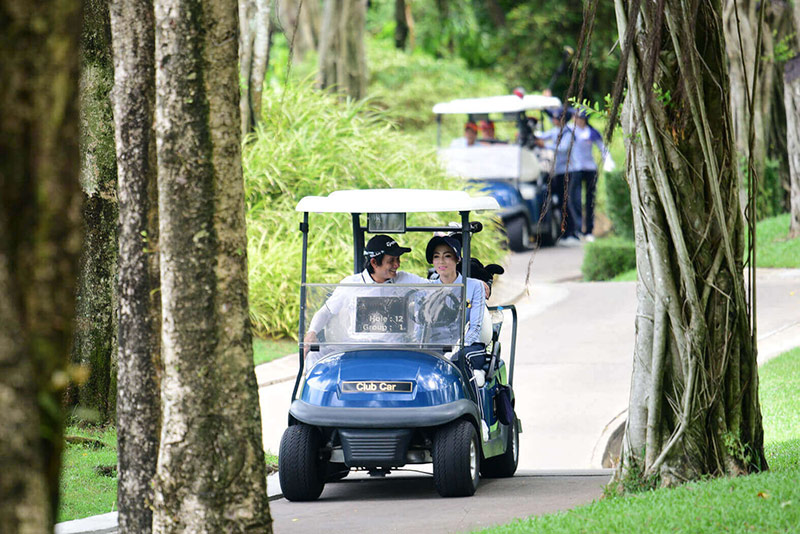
[239,0,272,137]
[109,0,161,530]
[277,0,320,61]
[786,56,800,238]
[152,0,272,530]
[394,0,408,49]
[0,0,82,529]
[318,0,367,100]
[614,0,766,487]
[72,0,119,424]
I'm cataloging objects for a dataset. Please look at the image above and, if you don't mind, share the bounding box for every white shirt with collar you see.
[307,269,428,335]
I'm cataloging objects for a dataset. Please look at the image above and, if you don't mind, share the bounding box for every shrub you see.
[604,169,633,239]
[581,236,636,281]
[244,80,505,338]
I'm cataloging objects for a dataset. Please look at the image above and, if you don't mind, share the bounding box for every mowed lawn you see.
[477,347,800,534]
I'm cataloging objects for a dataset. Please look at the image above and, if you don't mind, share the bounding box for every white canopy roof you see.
[295,189,499,213]
[433,94,562,115]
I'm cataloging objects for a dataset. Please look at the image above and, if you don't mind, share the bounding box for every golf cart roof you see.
[432,94,562,115]
[296,189,500,213]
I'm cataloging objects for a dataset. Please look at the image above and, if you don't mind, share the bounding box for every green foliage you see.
[244,80,505,338]
[368,38,507,142]
[581,237,636,282]
[604,170,633,240]
[478,348,800,534]
[755,158,787,221]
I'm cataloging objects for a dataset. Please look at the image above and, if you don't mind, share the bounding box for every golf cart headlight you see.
[519,183,536,200]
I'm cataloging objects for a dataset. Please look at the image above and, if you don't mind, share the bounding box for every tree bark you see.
[785,56,800,238]
[0,0,82,529]
[394,0,408,49]
[72,0,119,424]
[152,0,272,530]
[239,0,272,137]
[276,0,320,61]
[109,0,161,530]
[722,1,792,213]
[318,0,368,100]
[614,0,766,487]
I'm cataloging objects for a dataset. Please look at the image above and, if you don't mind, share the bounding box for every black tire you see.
[433,420,480,497]
[506,217,531,252]
[539,207,561,247]
[278,424,325,501]
[480,419,519,478]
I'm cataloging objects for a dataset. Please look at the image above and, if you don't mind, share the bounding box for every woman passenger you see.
[425,235,487,385]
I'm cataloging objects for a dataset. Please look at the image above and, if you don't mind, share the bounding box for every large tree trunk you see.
[109,0,161,531]
[614,0,766,487]
[786,56,800,238]
[239,0,272,137]
[317,0,367,99]
[152,0,272,530]
[72,0,119,424]
[723,1,793,214]
[0,0,82,529]
[276,0,320,61]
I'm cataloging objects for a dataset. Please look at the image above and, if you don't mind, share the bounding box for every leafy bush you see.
[245,80,505,338]
[368,39,507,142]
[604,169,633,239]
[581,237,636,281]
[756,158,787,221]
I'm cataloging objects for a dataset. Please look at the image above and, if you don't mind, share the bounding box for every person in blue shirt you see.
[425,235,487,385]
[535,107,580,245]
[569,109,610,241]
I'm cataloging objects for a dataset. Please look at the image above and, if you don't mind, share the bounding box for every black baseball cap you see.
[426,235,462,264]
[364,234,412,259]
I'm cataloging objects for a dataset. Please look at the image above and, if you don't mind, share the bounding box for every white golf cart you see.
[433,93,564,250]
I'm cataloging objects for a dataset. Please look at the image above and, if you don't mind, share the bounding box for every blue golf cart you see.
[279,189,520,500]
[433,94,563,251]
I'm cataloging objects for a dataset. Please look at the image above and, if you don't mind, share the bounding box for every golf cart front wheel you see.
[433,420,480,497]
[278,424,325,501]
[480,419,519,478]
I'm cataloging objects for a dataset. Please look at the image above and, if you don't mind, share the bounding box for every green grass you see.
[253,337,297,366]
[58,426,118,523]
[754,213,800,268]
[476,347,800,534]
[58,425,280,522]
[607,213,800,282]
[610,268,637,282]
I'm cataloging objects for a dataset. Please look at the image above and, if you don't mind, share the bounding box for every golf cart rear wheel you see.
[506,216,530,252]
[539,208,561,247]
[433,420,480,497]
[480,419,519,478]
[278,424,325,501]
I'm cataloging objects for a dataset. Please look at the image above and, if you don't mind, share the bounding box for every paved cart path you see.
[269,470,610,534]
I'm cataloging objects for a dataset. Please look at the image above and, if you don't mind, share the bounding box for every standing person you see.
[425,235,487,386]
[450,121,479,148]
[536,107,580,246]
[569,109,610,241]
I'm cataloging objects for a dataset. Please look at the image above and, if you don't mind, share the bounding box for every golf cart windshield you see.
[302,283,465,351]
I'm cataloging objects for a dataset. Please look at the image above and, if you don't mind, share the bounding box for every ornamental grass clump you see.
[244,80,505,338]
